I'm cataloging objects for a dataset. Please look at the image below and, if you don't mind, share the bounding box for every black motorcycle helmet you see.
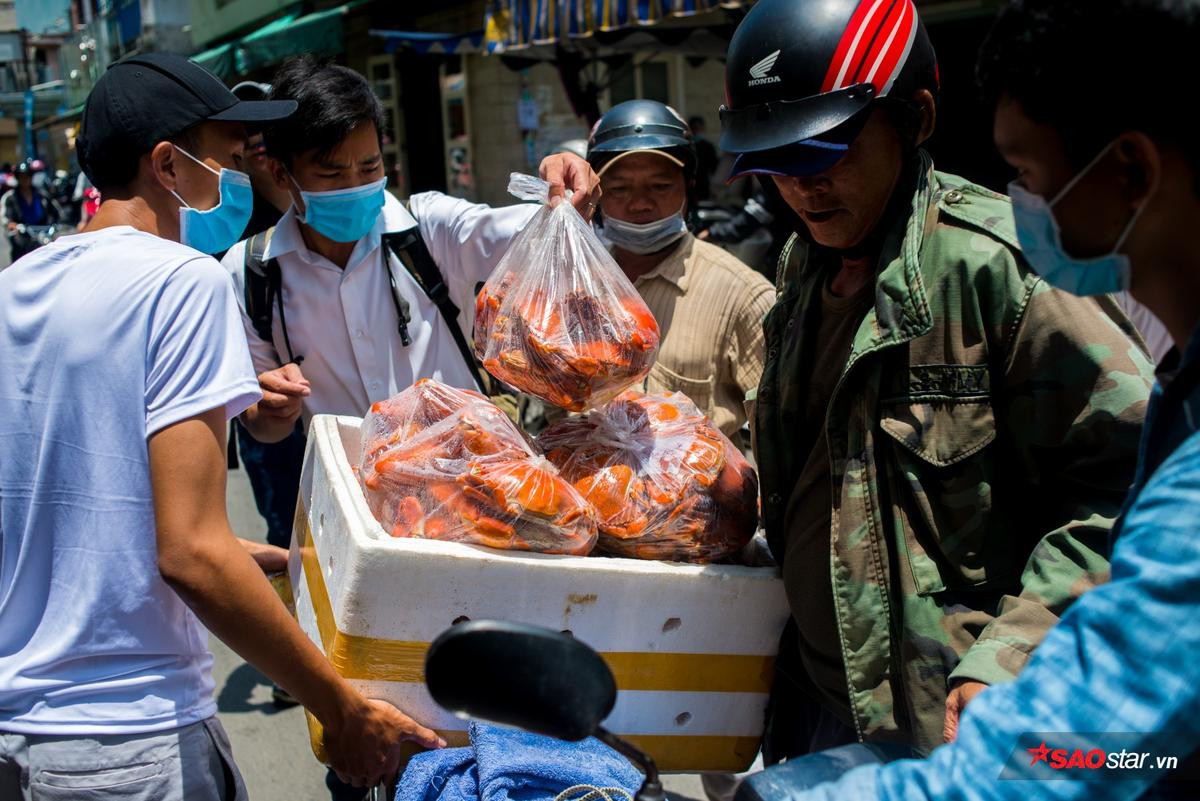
[720,0,938,179]
[14,161,32,177]
[587,99,697,179]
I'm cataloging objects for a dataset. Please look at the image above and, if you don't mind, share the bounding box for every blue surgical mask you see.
[1008,140,1148,297]
[600,205,688,255]
[169,145,253,255]
[290,175,387,243]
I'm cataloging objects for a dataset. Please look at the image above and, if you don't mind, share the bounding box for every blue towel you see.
[472,722,642,801]
[396,745,477,801]
[396,723,643,801]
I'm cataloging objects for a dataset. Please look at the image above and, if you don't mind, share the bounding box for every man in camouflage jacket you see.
[720,0,1154,759]
[750,150,1154,753]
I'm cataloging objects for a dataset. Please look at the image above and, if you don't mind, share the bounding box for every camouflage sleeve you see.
[948,281,1155,688]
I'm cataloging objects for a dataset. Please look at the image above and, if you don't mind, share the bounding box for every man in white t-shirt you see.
[222,56,601,445]
[0,53,442,801]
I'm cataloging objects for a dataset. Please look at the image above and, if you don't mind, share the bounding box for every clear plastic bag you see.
[359,379,598,555]
[537,390,759,563]
[474,173,660,413]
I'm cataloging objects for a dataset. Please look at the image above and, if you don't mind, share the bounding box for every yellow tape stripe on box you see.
[303,710,762,773]
[297,505,774,694]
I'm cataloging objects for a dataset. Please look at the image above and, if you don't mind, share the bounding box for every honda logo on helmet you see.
[748,50,781,86]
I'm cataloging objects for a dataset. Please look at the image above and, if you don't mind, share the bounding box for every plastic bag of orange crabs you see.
[473,173,660,413]
[358,379,598,555]
[537,391,758,563]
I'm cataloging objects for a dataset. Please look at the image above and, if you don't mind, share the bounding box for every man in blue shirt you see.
[1,161,62,261]
[733,1,1200,799]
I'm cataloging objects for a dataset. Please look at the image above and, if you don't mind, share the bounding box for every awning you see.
[237,5,349,74]
[369,29,490,55]
[484,0,748,53]
[33,102,84,131]
[188,0,365,83]
[190,41,239,81]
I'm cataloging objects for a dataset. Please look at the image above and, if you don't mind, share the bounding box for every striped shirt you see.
[633,233,775,438]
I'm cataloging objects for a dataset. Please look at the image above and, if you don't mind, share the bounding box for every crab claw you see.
[390,496,425,538]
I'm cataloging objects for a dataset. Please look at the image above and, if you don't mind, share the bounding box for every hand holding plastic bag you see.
[538,390,758,563]
[359,379,598,555]
[474,174,660,412]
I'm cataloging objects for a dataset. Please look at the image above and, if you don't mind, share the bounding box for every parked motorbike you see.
[14,221,59,247]
[424,621,919,801]
[9,223,60,261]
[691,201,773,278]
[15,223,58,246]
[50,170,82,226]
[426,620,666,801]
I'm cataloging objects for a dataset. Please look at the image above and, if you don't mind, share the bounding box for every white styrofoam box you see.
[289,414,790,772]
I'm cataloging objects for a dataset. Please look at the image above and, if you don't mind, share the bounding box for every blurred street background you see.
[1,0,1010,285]
[2,1,1017,797]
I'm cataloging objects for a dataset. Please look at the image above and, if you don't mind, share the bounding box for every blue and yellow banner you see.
[369,29,490,55]
[485,0,748,52]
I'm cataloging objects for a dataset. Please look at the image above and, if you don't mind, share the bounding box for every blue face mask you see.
[290,175,387,243]
[169,145,253,255]
[1008,139,1148,297]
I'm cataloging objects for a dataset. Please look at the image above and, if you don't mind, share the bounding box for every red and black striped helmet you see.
[720,0,938,176]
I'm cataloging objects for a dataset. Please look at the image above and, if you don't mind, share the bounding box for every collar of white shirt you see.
[264,192,420,274]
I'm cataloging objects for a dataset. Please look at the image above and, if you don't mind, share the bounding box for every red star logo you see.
[1028,741,1051,766]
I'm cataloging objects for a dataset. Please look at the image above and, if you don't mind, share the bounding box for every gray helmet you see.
[232,81,272,102]
[552,139,589,160]
[587,100,697,178]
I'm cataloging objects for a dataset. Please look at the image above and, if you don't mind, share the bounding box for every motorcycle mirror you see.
[425,620,617,742]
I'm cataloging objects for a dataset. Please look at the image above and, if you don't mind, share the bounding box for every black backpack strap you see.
[227,419,239,470]
[381,227,486,393]
[243,226,302,366]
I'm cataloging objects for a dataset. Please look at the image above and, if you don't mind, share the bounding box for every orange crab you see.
[473,273,660,412]
[360,379,496,470]
[537,390,758,563]
[572,464,651,539]
[359,380,598,555]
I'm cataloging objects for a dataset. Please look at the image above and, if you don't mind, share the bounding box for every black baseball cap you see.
[77,52,296,179]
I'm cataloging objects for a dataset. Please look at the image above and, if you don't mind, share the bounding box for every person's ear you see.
[913,88,937,146]
[268,156,291,193]
[1115,132,1160,209]
[272,157,305,214]
[149,141,180,193]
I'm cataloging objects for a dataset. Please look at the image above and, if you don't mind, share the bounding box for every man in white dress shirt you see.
[222,56,601,444]
[220,55,601,801]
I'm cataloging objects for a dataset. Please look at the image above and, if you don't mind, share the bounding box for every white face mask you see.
[599,204,688,255]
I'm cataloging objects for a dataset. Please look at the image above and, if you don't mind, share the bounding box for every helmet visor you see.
[725,110,870,181]
[719,84,875,154]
